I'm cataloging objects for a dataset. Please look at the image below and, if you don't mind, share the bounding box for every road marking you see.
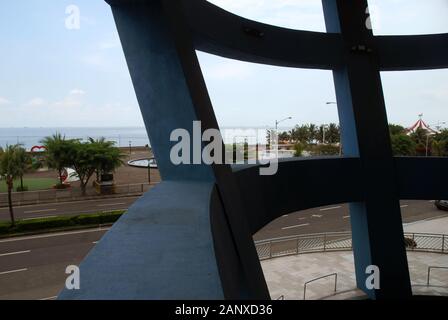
[23,216,57,221]
[298,217,306,220]
[23,208,56,214]
[429,200,436,203]
[0,268,28,275]
[282,215,289,217]
[40,296,58,300]
[320,206,342,211]
[0,227,111,243]
[400,205,409,208]
[311,214,323,218]
[343,215,350,219]
[92,241,98,244]
[282,223,309,230]
[97,203,126,207]
[0,250,31,257]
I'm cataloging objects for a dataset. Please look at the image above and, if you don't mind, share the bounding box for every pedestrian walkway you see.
[260,215,448,300]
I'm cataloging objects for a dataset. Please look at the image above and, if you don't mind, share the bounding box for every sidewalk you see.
[261,215,448,300]
[404,214,448,234]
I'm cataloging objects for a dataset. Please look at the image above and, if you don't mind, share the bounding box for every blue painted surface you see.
[59,181,223,299]
[111,0,214,182]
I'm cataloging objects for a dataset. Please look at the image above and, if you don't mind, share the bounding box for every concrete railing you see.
[254,231,447,260]
[0,182,153,207]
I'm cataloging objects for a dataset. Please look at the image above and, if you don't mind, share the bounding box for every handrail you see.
[427,266,448,286]
[303,273,337,300]
[255,231,352,244]
[255,232,448,261]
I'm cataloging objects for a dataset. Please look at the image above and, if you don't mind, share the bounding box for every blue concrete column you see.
[58,0,270,300]
[322,0,412,299]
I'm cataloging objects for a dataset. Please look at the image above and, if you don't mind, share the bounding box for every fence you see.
[254,231,447,260]
[0,182,153,207]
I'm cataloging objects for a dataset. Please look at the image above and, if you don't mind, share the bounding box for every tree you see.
[391,134,416,156]
[0,144,24,226]
[67,141,97,196]
[326,123,340,144]
[293,142,305,157]
[432,129,448,156]
[290,125,309,143]
[278,131,290,143]
[15,147,32,191]
[431,139,446,157]
[410,128,427,145]
[41,133,73,186]
[88,137,125,182]
[389,124,406,136]
[307,124,318,143]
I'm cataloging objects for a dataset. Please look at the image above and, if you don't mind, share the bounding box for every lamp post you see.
[274,117,292,150]
[275,117,292,132]
[325,102,342,155]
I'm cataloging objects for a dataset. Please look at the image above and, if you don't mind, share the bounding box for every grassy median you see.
[0,210,125,237]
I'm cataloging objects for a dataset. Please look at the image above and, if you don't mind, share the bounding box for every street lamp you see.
[325,102,343,155]
[275,117,292,131]
[272,117,292,153]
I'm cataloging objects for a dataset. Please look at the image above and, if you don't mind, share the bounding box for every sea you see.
[0,127,151,151]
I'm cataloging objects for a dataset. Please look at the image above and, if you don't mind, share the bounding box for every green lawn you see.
[0,178,58,193]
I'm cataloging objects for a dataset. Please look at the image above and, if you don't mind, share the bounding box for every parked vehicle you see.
[434,200,448,211]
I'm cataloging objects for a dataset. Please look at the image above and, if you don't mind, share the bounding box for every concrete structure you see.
[59,0,448,300]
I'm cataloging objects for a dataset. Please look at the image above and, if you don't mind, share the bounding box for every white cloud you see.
[69,89,86,96]
[0,97,11,106]
[53,89,86,108]
[24,97,46,107]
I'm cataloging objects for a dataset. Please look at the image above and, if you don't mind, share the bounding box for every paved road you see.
[0,196,141,221]
[254,200,444,240]
[0,227,108,300]
[0,200,445,299]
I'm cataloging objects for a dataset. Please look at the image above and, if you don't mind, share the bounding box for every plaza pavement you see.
[261,216,448,300]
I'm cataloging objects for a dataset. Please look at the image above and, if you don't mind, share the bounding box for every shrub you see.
[0,210,125,236]
[404,237,417,249]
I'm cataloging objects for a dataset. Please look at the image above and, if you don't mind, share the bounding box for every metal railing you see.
[303,273,338,300]
[254,231,448,260]
[0,182,153,207]
[427,266,448,286]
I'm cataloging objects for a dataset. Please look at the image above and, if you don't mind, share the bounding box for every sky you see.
[0,0,447,130]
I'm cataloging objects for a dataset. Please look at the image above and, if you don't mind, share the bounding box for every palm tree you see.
[326,123,341,144]
[0,144,23,226]
[308,124,317,144]
[88,137,125,183]
[41,133,73,185]
[15,146,32,191]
